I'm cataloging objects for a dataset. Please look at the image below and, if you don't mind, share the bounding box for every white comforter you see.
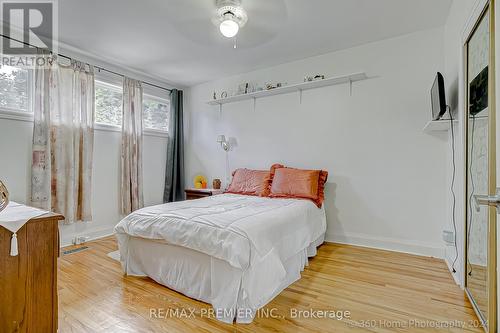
[115,194,325,269]
[115,193,326,313]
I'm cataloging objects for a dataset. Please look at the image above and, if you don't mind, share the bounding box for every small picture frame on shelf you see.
[237,82,255,95]
[266,83,276,90]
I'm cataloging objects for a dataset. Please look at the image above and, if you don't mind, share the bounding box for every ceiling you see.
[58,0,452,87]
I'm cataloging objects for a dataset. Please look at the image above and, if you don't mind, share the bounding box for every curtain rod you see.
[0,34,173,93]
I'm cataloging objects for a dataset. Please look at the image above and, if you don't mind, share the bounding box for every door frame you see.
[462,0,497,332]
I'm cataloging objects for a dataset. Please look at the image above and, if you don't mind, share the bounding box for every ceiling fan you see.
[163,0,287,49]
[212,0,248,38]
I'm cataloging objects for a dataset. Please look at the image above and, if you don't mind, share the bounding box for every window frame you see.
[94,80,124,132]
[93,80,170,138]
[0,67,34,122]
[142,93,170,134]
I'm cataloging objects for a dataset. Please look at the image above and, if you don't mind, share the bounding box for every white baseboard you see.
[444,257,462,286]
[443,243,464,286]
[326,231,445,259]
[59,228,445,260]
[59,227,115,248]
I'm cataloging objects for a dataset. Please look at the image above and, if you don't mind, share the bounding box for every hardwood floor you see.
[58,237,482,332]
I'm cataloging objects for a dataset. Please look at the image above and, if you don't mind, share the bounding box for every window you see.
[95,80,169,133]
[0,65,30,112]
[95,81,123,127]
[0,74,169,134]
[143,96,169,131]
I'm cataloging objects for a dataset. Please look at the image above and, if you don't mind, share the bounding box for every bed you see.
[114,193,326,323]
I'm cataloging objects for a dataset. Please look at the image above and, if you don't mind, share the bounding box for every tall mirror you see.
[465,2,496,332]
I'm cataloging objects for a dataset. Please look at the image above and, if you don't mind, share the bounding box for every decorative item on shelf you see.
[304,75,325,82]
[193,175,208,189]
[0,180,9,212]
[238,83,247,95]
[265,82,286,90]
[237,82,255,95]
[213,179,222,190]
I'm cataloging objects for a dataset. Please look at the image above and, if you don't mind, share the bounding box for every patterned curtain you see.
[31,58,95,223]
[31,54,54,210]
[121,77,144,215]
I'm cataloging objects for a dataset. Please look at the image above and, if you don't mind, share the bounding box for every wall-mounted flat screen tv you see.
[431,72,446,120]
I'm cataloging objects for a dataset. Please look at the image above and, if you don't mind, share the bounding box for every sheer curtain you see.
[121,77,144,215]
[31,58,95,223]
[52,61,95,222]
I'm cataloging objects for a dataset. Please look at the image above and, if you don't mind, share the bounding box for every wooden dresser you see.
[0,211,64,333]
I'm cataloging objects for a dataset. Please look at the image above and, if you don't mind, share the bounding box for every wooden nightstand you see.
[185,188,225,200]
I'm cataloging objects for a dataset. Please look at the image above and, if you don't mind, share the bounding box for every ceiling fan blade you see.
[242,0,287,15]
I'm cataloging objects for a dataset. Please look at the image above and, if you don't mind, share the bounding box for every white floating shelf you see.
[423,119,458,133]
[207,72,368,106]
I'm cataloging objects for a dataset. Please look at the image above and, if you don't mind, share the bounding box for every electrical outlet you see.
[77,236,89,244]
[442,230,455,245]
[72,236,90,245]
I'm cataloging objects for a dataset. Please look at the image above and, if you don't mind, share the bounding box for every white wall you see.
[0,118,167,246]
[185,28,448,258]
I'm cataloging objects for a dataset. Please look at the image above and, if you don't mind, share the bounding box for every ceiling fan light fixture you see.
[220,15,239,38]
[215,0,247,38]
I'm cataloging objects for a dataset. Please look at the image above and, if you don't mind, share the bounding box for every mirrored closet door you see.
[465,2,497,332]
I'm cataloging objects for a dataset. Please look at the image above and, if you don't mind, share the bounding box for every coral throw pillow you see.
[270,166,328,207]
[226,169,272,196]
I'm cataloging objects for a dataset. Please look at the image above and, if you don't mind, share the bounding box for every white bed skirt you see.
[117,234,325,324]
